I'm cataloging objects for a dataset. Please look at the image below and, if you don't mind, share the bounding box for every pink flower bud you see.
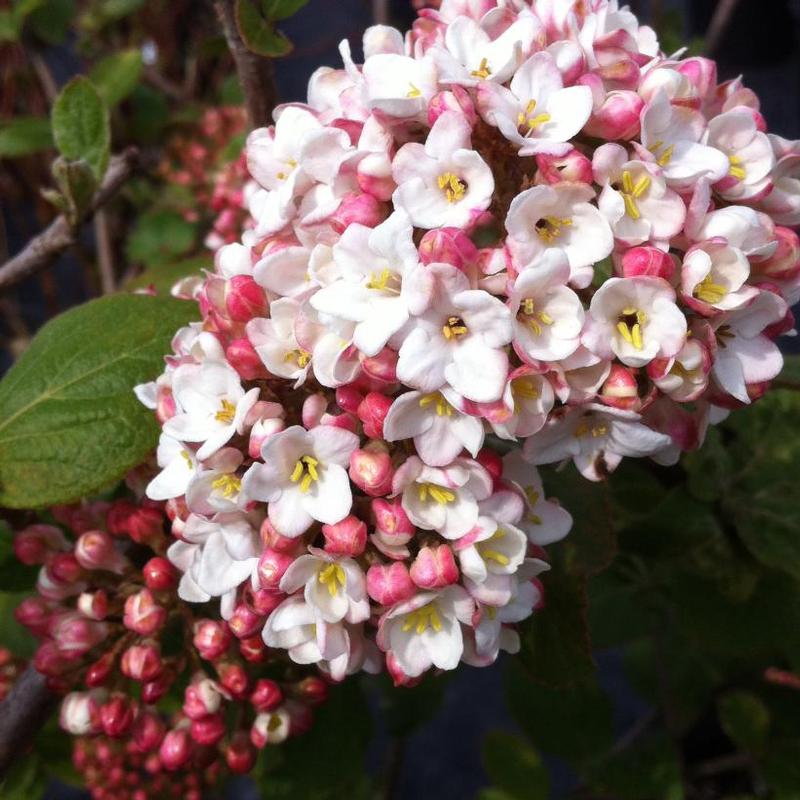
[77,590,109,621]
[193,619,232,661]
[367,562,416,605]
[291,676,328,705]
[335,385,363,415]
[410,544,459,589]
[14,524,68,565]
[132,711,166,753]
[257,548,295,590]
[85,651,115,687]
[184,678,223,720]
[330,192,385,234]
[226,337,267,380]
[143,557,178,591]
[251,679,283,712]
[240,634,269,663]
[621,246,676,281]
[225,275,268,322]
[372,497,415,540]
[226,732,257,774]
[536,149,594,185]
[156,385,176,424]
[756,227,800,281]
[52,612,108,660]
[357,392,392,438]
[228,603,264,639]
[100,694,136,738]
[583,89,644,140]
[124,588,167,636]
[302,393,328,428]
[107,502,164,546]
[320,516,367,557]
[249,416,286,459]
[36,563,83,601]
[676,57,718,100]
[121,642,163,682]
[427,87,477,127]
[476,448,503,483]
[600,365,640,411]
[160,728,192,771]
[349,445,394,497]
[141,669,175,705]
[49,552,84,583]
[60,691,103,735]
[217,661,250,699]
[33,641,69,677]
[361,347,399,384]
[418,226,478,269]
[246,587,285,616]
[191,713,226,746]
[15,596,51,636]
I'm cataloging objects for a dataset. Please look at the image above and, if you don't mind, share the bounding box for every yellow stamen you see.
[437,172,466,203]
[728,154,746,181]
[419,392,453,417]
[575,421,608,439]
[407,83,422,98]
[290,455,321,493]
[524,487,542,525]
[470,57,491,80]
[365,268,400,294]
[619,170,651,220]
[656,144,675,167]
[215,399,236,424]
[517,99,551,132]
[481,549,510,566]
[616,308,647,350]
[180,450,194,468]
[518,298,554,336]
[284,348,311,368]
[318,563,346,598]
[211,474,241,499]
[512,378,540,401]
[401,604,443,634]
[442,315,468,340]
[694,274,727,305]
[535,216,572,243]
[417,483,456,505]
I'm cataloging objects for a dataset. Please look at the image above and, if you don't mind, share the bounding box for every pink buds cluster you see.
[13,497,328,799]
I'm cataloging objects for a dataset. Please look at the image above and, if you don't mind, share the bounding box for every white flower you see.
[162,361,259,461]
[377,586,475,678]
[393,456,493,540]
[247,298,311,387]
[396,264,513,404]
[242,425,359,537]
[310,211,433,357]
[456,516,528,584]
[146,433,198,501]
[279,547,369,624]
[680,241,758,313]
[363,53,438,118]
[582,276,687,368]
[253,245,316,299]
[508,250,585,362]
[392,111,494,229]
[593,144,686,247]
[477,51,593,156]
[481,367,555,441]
[185,447,245,515]
[383,389,485,467]
[505,183,614,289]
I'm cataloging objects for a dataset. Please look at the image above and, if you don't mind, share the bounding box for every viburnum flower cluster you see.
[12,498,329,800]
[140,0,799,685]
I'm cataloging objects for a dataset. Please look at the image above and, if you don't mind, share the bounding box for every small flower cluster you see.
[141,0,798,684]
[13,499,327,799]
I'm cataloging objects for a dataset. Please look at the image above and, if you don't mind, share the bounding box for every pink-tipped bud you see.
[100,694,136,738]
[321,516,367,557]
[15,596,51,635]
[226,337,267,380]
[240,634,269,663]
[184,678,223,720]
[124,588,167,636]
[372,497,415,540]
[49,552,84,584]
[227,603,264,640]
[260,519,303,554]
[251,710,290,748]
[357,392,392,439]
[386,651,421,688]
[226,732,257,774]
[85,651,115,687]
[476,448,503,483]
[36,563,83,601]
[226,275,268,322]
[52,612,108,660]
[757,227,800,281]
[418,226,478,269]
[141,669,175,705]
[246,587,285,616]
[361,347,398,384]
[33,641,69,676]
[291,676,329,705]
[583,89,644,140]
[107,502,164,546]
[191,713,226,746]
[192,619,232,661]
[160,728,192,771]
[60,691,103,735]
[536,149,594,185]
[257,548,295,590]
[121,643,163,682]
[366,562,416,606]
[335,385,363,415]
[676,56,718,99]
[427,87,477,127]
[143,557,178,591]
[77,590,109,621]
[600,365,640,411]
[302,393,328,429]
[14,524,68,565]
[249,416,286,459]
[349,445,394,497]
[621,246,676,281]
[132,711,166,753]
[251,679,283,712]
[217,661,250,699]
[330,192,385,233]
[409,544,459,589]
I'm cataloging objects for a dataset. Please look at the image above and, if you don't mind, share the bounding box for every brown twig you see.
[705,0,741,57]
[0,148,140,294]
[0,665,57,778]
[214,0,277,129]
[94,208,116,294]
[372,0,391,24]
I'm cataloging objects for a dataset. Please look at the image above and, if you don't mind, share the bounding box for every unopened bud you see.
[192,619,232,661]
[409,544,459,589]
[123,588,167,636]
[366,562,416,606]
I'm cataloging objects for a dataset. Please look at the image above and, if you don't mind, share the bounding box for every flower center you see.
[417,482,456,504]
[437,172,467,203]
[284,348,311,368]
[402,603,443,634]
[365,268,401,295]
[477,528,510,566]
[694,274,727,305]
[524,486,542,525]
[214,399,236,424]
[512,377,540,403]
[407,82,422,98]
[419,392,453,416]
[290,455,320,493]
[518,297,554,335]
[574,420,609,439]
[317,563,346,598]
[619,170,651,220]
[535,216,572,243]
[649,140,675,167]
[442,315,469,340]
[728,154,746,181]
[716,324,735,348]
[276,158,298,181]
[517,99,551,134]
[211,474,241,499]
[616,307,647,350]
[470,57,491,80]
[180,450,194,468]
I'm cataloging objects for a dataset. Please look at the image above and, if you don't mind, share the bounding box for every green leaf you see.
[260,0,310,20]
[51,76,110,179]
[0,116,53,158]
[89,49,144,106]
[28,0,75,44]
[482,731,549,800]
[127,255,210,294]
[0,0,45,40]
[125,210,197,268]
[51,157,97,225]
[235,0,292,57]
[517,566,595,686]
[0,294,197,509]
[718,691,770,754]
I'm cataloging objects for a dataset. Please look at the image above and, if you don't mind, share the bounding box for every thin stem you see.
[94,208,116,294]
[705,0,741,56]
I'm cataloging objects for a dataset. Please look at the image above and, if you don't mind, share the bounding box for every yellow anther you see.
[619,170,651,220]
[512,378,540,401]
[365,268,400,294]
[290,455,321,493]
[481,549,510,566]
[407,83,422,98]
[575,421,608,439]
[694,275,727,305]
[728,154,746,180]
[656,144,675,167]
[617,308,647,350]
[215,399,236,424]
[486,606,497,620]
[401,604,443,634]
[211,474,241,499]
[318,563,346,598]
[535,216,572,243]
[419,392,453,417]
[180,450,194,468]
[524,487,542,524]
[518,298,554,336]
[442,315,469,340]
[284,348,311,368]
[470,57,491,80]
[267,714,283,732]
[417,483,456,505]
[277,159,298,181]
[437,172,467,203]
[517,99,551,132]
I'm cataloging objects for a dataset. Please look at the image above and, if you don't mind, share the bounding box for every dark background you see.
[7,0,798,797]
